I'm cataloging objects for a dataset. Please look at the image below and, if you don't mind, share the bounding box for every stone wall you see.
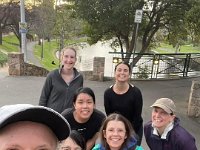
[7,53,106,81]
[8,53,49,76]
[81,71,93,80]
[188,80,200,117]
[80,57,105,81]
[92,57,105,81]
[24,62,49,76]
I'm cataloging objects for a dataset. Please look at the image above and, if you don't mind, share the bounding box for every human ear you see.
[170,114,176,122]
[73,102,76,109]
[124,133,127,139]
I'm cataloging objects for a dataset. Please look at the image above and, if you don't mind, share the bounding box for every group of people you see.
[39,47,144,149]
[0,47,197,150]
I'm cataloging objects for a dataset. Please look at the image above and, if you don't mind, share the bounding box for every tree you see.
[0,1,17,45]
[72,0,193,66]
[186,0,200,46]
[0,1,32,47]
[29,0,56,42]
[0,3,7,45]
[53,2,84,50]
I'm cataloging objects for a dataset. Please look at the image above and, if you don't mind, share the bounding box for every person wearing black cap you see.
[144,98,197,150]
[0,104,70,150]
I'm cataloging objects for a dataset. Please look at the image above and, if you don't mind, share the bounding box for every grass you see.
[1,34,200,70]
[0,35,20,52]
[0,34,87,71]
[0,35,19,66]
[0,51,7,66]
[34,38,87,70]
[154,43,200,53]
[34,41,60,71]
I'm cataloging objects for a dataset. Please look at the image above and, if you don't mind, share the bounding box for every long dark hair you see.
[114,61,132,75]
[73,87,95,104]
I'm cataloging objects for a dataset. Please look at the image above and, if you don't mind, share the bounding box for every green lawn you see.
[0,35,20,66]
[154,43,200,53]
[0,35,20,52]
[34,41,60,71]
[1,34,200,70]
[0,51,7,66]
[34,38,87,70]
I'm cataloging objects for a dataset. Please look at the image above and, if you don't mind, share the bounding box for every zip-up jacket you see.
[39,67,83,113]
[144,117,197,150]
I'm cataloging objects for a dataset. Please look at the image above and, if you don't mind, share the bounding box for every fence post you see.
[183,54,191,77]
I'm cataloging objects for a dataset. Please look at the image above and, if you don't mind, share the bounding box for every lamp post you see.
[40,39,44,60]
[20,0,27,62]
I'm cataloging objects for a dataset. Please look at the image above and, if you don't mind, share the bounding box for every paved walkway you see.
[0,67,200,148]
[26,41,41,66]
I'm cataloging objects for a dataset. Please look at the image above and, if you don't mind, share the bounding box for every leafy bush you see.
[0,51,8,67]
[137,65,149,79]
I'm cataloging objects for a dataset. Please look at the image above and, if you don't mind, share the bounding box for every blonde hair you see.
[61,47,77,57]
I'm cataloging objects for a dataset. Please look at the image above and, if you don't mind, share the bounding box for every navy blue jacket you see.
[144,117,197,150]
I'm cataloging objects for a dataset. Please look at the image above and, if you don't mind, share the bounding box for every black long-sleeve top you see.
[104,84,143,133]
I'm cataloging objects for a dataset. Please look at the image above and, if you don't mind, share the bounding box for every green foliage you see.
[74,0,139,44]
[72,0,194,65]
[30,0,56,40]
[34,41,60,71]
[53,3,84,45]
[34,38,87,71]
[186,0,200,46]
[154,43,200,53]
[0,51,7,66]
[0,35,20,52]
[137,65,149,79]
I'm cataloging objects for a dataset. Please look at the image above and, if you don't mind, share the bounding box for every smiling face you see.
[74,93,95,123]
[152,107,175,133]
[0,121,57,150]
[61,48,76,70]
[60,137,82,150]
[114,63,130,83]
[103,120,127,150]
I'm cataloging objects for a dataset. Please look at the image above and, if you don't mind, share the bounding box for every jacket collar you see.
[152,121,174,139]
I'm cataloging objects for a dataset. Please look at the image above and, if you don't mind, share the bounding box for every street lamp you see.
[113,57,122,64]
[20,0,27,62]
[40,39,44,60]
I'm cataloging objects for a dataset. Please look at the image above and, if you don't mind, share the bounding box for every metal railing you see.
[110,52,200,79]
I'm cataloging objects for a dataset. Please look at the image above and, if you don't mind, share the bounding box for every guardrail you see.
[110,52,200,79]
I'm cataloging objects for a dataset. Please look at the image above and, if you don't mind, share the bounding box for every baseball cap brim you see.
[0,104,70,141]
[151,103,172,114]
